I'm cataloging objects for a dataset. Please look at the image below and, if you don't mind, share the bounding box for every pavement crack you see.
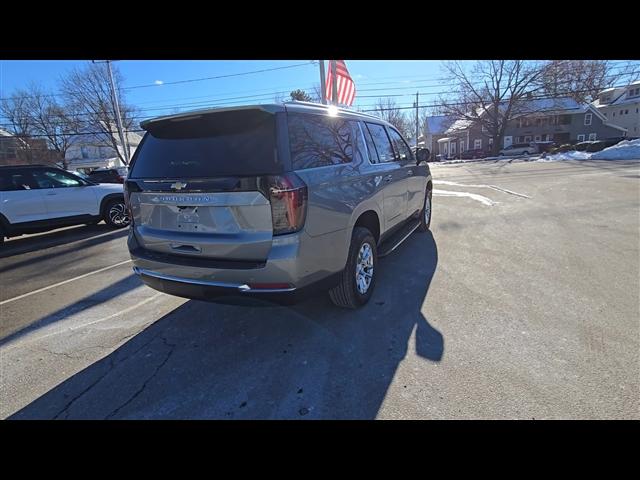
[104,336,176,420]
[49,332,163,420]
[52,357,116,420]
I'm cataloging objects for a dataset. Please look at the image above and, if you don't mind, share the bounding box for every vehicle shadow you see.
[0,225,129,274]
[0,223,127,261]
[11,232,441,420]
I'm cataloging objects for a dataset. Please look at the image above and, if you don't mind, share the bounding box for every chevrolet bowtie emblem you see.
[171,181,187,190]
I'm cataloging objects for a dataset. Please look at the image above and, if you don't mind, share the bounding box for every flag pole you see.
[319,60,327,105]
[331,60,338,106]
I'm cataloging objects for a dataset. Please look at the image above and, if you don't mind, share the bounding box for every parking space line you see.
[433,189,496,206]
[0,260,132,306]
[434,180,531,199]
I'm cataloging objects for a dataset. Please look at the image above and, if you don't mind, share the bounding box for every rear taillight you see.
[124,180,141,225]
[264,173,307,236]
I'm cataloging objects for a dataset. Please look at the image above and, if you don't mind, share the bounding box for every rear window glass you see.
[288,112,361,170]
[129,110,279,178]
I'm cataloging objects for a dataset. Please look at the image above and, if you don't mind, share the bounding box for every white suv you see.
[0,165,130,246]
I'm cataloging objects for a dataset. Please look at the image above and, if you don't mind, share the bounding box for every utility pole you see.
[106,61,129,166]
[319,60,327,105]
[94,60,129,166]
[415,91,419,148]
[331,60,338,105]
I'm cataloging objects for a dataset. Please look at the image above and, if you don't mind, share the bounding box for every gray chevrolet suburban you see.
[126,102,433,308]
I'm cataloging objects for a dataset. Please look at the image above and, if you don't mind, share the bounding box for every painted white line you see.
[0,259,132,306]
[4,292,164,349]
[434,180,531,199]
[433,189,496,206]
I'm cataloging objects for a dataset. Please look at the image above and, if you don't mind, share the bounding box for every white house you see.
[66,127,142,172]
[591,81,640,137]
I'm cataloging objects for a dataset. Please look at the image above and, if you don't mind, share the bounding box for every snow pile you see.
[540,139,640,162]
[539,150,591,161]
[591,138,640,160]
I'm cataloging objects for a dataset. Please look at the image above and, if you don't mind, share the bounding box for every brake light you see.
[265,173,307,236]
[124,180,141,225]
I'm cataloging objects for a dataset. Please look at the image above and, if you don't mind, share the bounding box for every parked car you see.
[0,165,129,246]
[499,143,539,156]
[458,148,485,160]
[126,102,433,308]
[68,170,90,180]
[87,167,128,184]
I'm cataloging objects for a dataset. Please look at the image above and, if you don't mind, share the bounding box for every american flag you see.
[325,60,356,106]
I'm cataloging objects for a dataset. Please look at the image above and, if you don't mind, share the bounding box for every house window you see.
[535,135,541,142]
[81,146,89,159]
[577,134,586,142]
[613,112,616,117]
[604,112,607,116]
[625,109,629,114]
[524,135,532,142]
[620,110,624,115]
[588,133,596,141]
[489,138,493,145]
[584,113,592,125]
[460,140,465,152]
[474,139,482,149]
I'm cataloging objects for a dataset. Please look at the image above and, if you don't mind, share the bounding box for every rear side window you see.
[365,122,396,163]
[287,112,362,170]
[130,110,279,178]
[0,169,40,191]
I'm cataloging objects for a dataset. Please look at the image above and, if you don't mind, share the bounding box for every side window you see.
[361,122,380,163]
[365,122,395,163]
[0,170,39,191]
[386,127,414,163]
[288,112,355,170]
[32,169,84,189]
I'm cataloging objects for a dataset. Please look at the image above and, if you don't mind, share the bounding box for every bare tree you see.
[311,84,323,103]
[21,83,81,169]
[372,98,411,138]
[439,60,545,156]
[538,60,620,103]
[60,62,138,165]
[0,90,38,163]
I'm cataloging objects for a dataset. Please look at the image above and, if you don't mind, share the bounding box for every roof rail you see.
[283,100,383,120]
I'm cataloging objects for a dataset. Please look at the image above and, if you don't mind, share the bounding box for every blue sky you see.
[0,60,446,119]
[1,60,639,125]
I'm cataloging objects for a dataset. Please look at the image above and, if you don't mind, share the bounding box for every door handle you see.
[384,175,393,182]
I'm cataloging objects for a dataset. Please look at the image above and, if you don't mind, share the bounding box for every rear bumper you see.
[133,266,340,305]
[128,230,342,304]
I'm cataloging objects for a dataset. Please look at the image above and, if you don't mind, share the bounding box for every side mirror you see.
[416,148,430,164]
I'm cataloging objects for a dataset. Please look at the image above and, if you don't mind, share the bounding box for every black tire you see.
[417,187,432,232]
[329,227,377,309]
[103,198,130,228]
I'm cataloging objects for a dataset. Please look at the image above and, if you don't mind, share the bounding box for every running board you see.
[378,219,421,257]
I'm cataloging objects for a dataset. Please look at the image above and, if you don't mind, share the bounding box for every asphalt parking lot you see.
[1,158,639,419]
